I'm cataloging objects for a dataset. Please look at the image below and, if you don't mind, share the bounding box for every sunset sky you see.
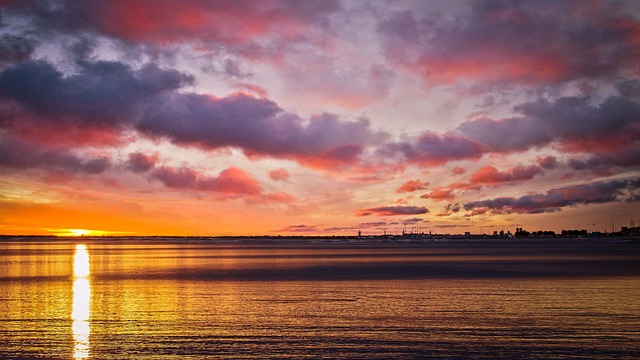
[0,0,639,236]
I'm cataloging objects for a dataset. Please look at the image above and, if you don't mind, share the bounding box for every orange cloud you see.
[396,179,428,193]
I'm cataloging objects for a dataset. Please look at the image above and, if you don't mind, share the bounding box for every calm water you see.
[1,237,639,359]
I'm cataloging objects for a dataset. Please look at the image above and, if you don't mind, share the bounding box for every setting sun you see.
[46,228,122,237]
[69,229,91,237]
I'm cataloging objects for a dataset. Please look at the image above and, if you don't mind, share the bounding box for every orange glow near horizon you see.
[47,228,128,237]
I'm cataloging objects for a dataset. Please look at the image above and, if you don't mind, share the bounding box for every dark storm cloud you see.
[463,179,638,215]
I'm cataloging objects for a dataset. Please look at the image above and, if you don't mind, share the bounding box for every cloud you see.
[536,156,558,170]
[277,224,321,233]
[145,164,295,204]
[381,131,486,166]
[379,94,639,169]
[138,95,387,168]
[437,203,461,217]
[420,187,456,202]
[126,152,159,173]
[420,162,548,202]
[355,205,429,217]
[278,54,395,109]
[568,147,640,172]
[268,168,290,181]
[468,165,544,186]
[0,33,35,64]
[396,179,428,193]
[0,58,388,171]
[0,60,192,128]
[150,166,262,196]
[0,135,111,174]
[457,96,640,154]
[378,1,640,86]
[463,179,638,215]
[2,0,342,50]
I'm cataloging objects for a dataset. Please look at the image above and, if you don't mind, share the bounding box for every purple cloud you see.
[0,60,192,127]
[381,131,486,166]
[378,0,640,86]
[0,58,388,171]
[138,93,387,164]
[126,152,158,173]
[464,179,638,215]
[468,165,544,186]
[150,166,262,196]
[568,147,640,172]
[355,205,429,217]
[0,135,111,174]
[457,96,640,153]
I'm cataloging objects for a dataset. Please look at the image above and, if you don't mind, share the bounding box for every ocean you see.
[1,237,639,359]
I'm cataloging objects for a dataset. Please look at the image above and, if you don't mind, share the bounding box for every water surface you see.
[1,237,639,358]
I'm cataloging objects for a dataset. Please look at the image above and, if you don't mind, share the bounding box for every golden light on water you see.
[74,244,90,278]
[72,244,91,359]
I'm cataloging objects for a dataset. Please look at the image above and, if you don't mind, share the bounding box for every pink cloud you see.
[235,83,269,98]
[396,179,428,193]
[451,166,466,175]
[44,1,342,51]
[268,168,290,181]
[150,166,261,197]
[259,192,296,204]
[468,165,543,186]
[420,188,455,202]
[378,1,640,86]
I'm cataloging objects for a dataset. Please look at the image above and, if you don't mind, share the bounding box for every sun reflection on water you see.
[72,244,91,359]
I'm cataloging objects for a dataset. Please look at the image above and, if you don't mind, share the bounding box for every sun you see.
[46,228,118,237]
[69,229,92,237]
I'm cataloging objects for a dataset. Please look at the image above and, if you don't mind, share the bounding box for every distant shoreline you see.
[1,234,638,246]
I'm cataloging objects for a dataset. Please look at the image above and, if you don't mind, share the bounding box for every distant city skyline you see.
[0,0,639,236]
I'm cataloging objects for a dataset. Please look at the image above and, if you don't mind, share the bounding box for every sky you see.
[0,0,639,236]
